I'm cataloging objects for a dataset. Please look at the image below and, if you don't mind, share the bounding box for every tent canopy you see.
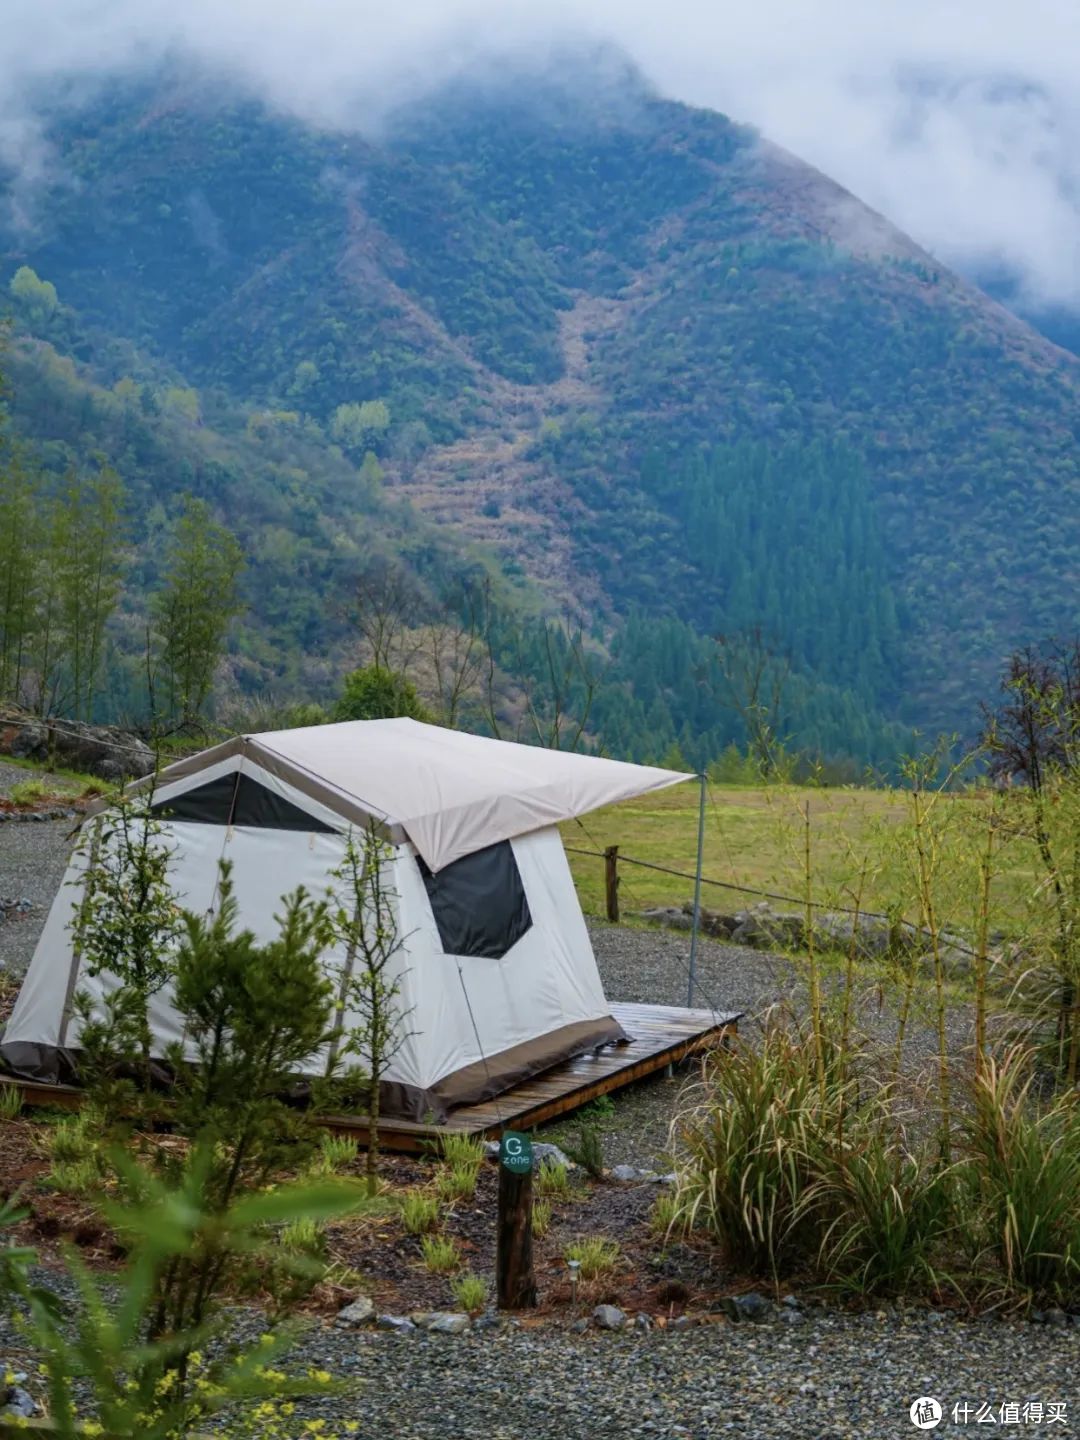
[152,718,692,871]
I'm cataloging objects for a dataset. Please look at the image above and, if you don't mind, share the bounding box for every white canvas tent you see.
[2,719,690,1120]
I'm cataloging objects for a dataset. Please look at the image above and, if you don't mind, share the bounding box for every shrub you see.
[450,1270,488,1313]
[71,792,181,1093]
[14,1148,363,1432]
[421,1234,461,1274]
[565,1237,621,1280]
[565,1124,605,1180]
[536,1160,572,1198]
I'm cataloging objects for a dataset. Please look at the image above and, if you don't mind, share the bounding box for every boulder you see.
[719,1292,773,1324]
[0,714,154,781]
[335,1296,375,1327]
[730,903,805,951]
[482,1140,574,1172]
[376,1314,416,1333]
[592,1304,627,1331]
[0,1385,38,1419]
[424,1312,471,1335]
[611,1164,652,1182]
[640,906,693,931]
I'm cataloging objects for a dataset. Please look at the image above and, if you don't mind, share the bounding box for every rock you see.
[532,1142,573,1170]
[640,906,693,931]
[670,1315,693,1331]
[335,1296,375,1327]
[570,1317,590,1333]
[376,1314,417,1333]
[1043,1307,1067,1328]
[0,713,154,781]
[593,1304,627,1331]
[1,1386,38,1419]
[729,903,806,951]
[778,1308,805,1325]
[720,1292,773,1324]
[473,1311,505,1333]
[781,1294,803,1310]
[483,1140,573,1172]
[611,1164,649,1182]
[427,1312,471,1336]
[634,1313,653,1332]
[7,720,47,761]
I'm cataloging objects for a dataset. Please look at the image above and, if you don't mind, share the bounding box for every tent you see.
[2,719,690,1119]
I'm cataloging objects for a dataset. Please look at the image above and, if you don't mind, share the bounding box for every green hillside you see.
[2,63,1078,764]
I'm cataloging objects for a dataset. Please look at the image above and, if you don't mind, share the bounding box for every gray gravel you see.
[0,764,77,983]
[4,1285,1075,1439]
[285,1311,1080,1439]
[580,920,973,1167]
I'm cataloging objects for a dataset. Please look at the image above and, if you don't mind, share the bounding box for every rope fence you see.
[563,843,984,963]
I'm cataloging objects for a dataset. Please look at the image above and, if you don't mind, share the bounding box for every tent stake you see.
[687,772,706,1008]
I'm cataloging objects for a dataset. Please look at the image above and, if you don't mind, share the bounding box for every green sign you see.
[499,1130,533,1175]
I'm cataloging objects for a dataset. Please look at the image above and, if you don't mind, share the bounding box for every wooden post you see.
[496,1163,537,1310]
[604,844,620,923]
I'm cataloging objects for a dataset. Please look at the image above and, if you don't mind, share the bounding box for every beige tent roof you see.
[156,719,692,871]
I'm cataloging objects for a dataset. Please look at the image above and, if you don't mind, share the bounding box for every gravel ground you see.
[272,1311,1080,1440]
[0,764,78,983]
[1,1279,1075,1439]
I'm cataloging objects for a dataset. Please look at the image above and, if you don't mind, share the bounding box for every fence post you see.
[604,845,619,923]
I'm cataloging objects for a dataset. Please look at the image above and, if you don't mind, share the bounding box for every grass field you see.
[561,781,1039,935]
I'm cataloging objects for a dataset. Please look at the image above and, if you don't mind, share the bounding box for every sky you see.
[2,0,1080,311]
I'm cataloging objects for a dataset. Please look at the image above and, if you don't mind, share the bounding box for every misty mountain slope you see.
[2,66,1079,754]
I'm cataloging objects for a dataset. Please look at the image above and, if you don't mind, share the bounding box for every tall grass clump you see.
[963,1050,1080,1304]
[399,1190,440,1235]
[669,1018,854,1282]
[811,1127,954,1298]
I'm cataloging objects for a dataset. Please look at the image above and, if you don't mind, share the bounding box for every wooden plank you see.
[3,1002,741,1154]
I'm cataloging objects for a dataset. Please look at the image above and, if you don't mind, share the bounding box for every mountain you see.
[2,61,1079,766]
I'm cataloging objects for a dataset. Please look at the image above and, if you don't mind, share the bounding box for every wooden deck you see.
[1,1002,740,1154]
[322,1001,741,1152]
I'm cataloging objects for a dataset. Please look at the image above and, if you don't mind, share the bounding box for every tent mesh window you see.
[150,773,335,832]
[417,840,532,960]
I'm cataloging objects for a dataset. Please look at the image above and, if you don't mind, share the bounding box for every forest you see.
[1,61,1078,768]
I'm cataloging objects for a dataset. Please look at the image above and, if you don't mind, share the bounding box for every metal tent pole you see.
[687,771,706,1008]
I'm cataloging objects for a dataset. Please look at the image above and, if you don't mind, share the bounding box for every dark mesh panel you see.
[151,773,336,832]
[417,840,532,959]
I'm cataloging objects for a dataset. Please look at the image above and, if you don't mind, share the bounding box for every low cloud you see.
[2,0,1079,308]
